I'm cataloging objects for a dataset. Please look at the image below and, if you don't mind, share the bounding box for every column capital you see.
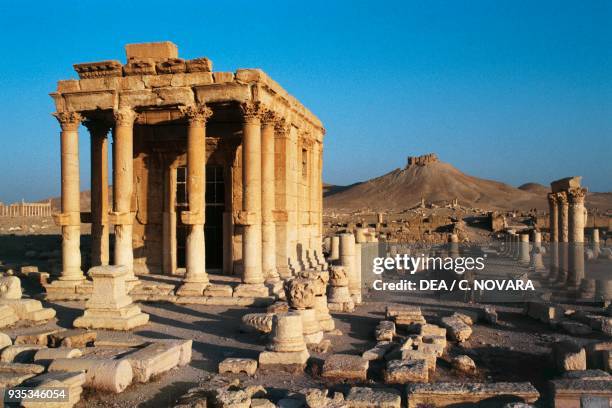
[567,187,587,204]
[179,105,213,126]
[274,117,291,135]
[240,101,265,124]
[53,111,82,131]
[113,107,138,127]
[261,109,279,126]
[556,191,568,206]
[83,119,112,137]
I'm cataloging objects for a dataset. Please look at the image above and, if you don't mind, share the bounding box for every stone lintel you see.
[125,42,178,62]
[551,176,582,193]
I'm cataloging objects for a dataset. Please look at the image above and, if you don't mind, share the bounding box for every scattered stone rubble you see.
[0,275,56,327]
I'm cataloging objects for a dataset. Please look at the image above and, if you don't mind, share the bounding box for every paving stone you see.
[345,386,401,408]
[321,354,369,381]
[218,358,257,375]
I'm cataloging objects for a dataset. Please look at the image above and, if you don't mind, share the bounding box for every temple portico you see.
[46,42,325,301]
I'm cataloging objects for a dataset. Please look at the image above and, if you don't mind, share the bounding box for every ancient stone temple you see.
[48,42,325,298]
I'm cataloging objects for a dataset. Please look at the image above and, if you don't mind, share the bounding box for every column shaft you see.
[87,121,110,267]
[557,192,569,283]
[54,112,84,281]
[568,188,586,287]
[112,108,136,280]
[261,112,278,281]
[241,102,264,284]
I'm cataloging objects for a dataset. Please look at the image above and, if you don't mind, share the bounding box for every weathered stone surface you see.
[524,301,563,324]
[452,355,476,373]
[267,301,289,314]
[15,328,64,346]
[386,304,421,319]
[123,342,181,382]
[50,329,96,348]
[301,388,328,408]
[406,382,540,408]
[441,316,472,342]
[240,313,274,334]
[375,320,396,341]
[385,358,428,383]
[329,265,349,287]
[362,341,394,361]
[285,278,317,309]
[34,347,82,361]
[560,320,592,335]
[322,354,368,381]
[267,312,307,353]
[20,371,86,408]
[0,332,12,350]
[0,371,35,387]
[49,358,133,393]
[563,369,611,380]
[0,305,18,328]
[1,345,46,363]
[550,379,612,407]
[258,349,309,366]
[0,361,45,374]
[553,340,587,371]
[400,349,437,371]
[218,358,257,375]
[345,387,401,408]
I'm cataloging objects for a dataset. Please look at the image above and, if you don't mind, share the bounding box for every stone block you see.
[405,382,540,408]
[258,349,309,367]
[15,329,64,346]
[126,42,178,61]
[0,332,11,350]
[0,371,35,387]
[362,341,394,361]
[551,176,582,193]
[386,304,422,319]
[586,341,612,370]
[33,347,82,361]
[553,340,587,372]
[204,284,233,297]
[213,72,235,83]
[375,320,396,341]
[218,358,257,375]
[345,387,401,408]
[321,354,368,381]
[441,316,472,342]
[550,379,612,407]
[48,358,133,393]
[234,283,270,298]
[452,355,476,373]
[0,305,18,328]
[49,330,96,348]
[155,339,192,366]
[400,349,437,371]
[385,358,428,384]
[123,341,181,383]
[20,371,86,408]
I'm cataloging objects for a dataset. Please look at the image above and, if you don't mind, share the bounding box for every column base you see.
[44,278,91,301]
[176,282,209,297]
[73,304,149,330]
[234,283,270,298]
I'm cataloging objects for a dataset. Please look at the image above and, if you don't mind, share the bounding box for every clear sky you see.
[0,0,610,203]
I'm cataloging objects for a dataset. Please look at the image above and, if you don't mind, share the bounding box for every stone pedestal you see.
[259,312,309,367]
[74,265,148,330]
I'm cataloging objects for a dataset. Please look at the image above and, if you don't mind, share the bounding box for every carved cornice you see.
[83,119,112,137]
[53,111,82,131]
[556,191,568,206]
[179,105,213,126]
[240,101,265,123]
[113,108,138,127]
[547,192,558,206]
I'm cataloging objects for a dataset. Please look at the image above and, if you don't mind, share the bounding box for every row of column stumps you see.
[50,101,325,295]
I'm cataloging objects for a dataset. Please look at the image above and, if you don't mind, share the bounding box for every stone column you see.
[593,229,601,258]
[177,105,213,296]
[329,235,340,261]
[52,112,84,283]
[547,193,559,280]
[557,192,569,284]
[568,187,586,288]
[530,231,545,272]
[111,108,137,283]
[518,233,530,266]
[235,101,266,295]
[85,120,111,267]
[261,110,279,282]
[340,233,361,303]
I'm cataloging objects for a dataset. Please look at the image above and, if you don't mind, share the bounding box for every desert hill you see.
[324,154,612,211]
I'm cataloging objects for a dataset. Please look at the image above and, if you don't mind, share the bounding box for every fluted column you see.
[557,192,569,284]
[568,187,587,288]
[547,193,559,280]
[85,120,111,267]
[240,101,264,285]
[261,110,279,282]
[111,108,137,282]
[177,105,213,296]
[52,112,84,283]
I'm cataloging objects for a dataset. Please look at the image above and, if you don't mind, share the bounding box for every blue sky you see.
[0,0,610,203]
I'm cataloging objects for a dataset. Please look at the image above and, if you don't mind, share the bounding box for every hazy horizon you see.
[1,0,610,203]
